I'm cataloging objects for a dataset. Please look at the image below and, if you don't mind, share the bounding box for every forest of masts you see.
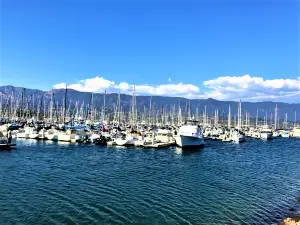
[0,88,298,129]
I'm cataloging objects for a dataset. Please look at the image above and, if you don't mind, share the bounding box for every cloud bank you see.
[53,77,200,98]
[203,74,300,101]
[53,74,300,102]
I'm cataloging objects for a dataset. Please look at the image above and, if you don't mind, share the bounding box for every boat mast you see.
[50,90,54,123]
[204,105,207,126]
[256,109,258,129]
[90,92,94,123]
[63,85,67,124]
[285,113,288,129]
[103,90,106,123]
[294,110,297,128]
[274,104,278,130]
[228,105,231,128]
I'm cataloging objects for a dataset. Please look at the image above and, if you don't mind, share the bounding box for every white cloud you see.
[53,74,300,102]
[53,76,200,98]
[168,78,172,82]
[203,74,300,101]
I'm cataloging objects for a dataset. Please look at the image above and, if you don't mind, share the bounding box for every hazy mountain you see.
[0,85,299,120]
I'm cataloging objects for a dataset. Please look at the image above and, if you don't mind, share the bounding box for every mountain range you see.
[0,85,299,121]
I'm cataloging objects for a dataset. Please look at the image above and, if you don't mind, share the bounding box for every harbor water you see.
[0,138,299,224]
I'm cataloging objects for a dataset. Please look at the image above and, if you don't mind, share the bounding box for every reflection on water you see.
[175,147,203,156]
[0,138,299,225]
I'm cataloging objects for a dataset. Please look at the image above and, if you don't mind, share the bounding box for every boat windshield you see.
[185,120,198,126]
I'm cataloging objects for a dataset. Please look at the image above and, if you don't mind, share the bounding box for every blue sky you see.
[1,0,299,101]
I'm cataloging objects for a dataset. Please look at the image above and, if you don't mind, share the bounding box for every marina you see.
[0,138,299,224]
[1,88,300,150]
[0,93,299,224]
[1,0,300,223]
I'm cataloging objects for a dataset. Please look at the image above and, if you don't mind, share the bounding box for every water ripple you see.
[0,138,299,224]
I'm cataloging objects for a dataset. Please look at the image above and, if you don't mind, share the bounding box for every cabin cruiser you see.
[272,130,281,138]
[57,129,82,142]
[260,126,273,140]
[291,127,300,138]
[155,129,175,144]
[17,127,36,139]
[175,120,204,148]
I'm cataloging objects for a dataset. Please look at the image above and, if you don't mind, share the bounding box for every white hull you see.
[232,136,245,143]
[261,133,272,140]
[46,134,58,141]
[17,133,29,139]
[175,135,204,148]
[115,139,134,146]
[29,133,39,139]
[281,133,289,138]
[58,134,72,142]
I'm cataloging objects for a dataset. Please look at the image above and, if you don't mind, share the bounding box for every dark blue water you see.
[0,138,299,224]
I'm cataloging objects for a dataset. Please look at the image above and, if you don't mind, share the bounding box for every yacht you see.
[175,120,204,148]
[260,126,273,140]
[291,127,300,138]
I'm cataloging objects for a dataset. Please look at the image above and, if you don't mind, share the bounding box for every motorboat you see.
[281,130,290,138]
[291,127,300,138]
[230,130,245,143]
[175,120,204,148]
[260,126,273,140]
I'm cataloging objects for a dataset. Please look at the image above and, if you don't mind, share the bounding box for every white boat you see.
[38,128,47,140]
[175,120,204,148]
[291,127,300,138]
[114,133,135,146]
[17,127,35,139]
[230,130,245,143]
[260,126,273,140]
[57,129,81,142]
[155,129,175,144]
[88,132,101,143]
[134,132,154,147]
[29,128,39,139]
[45,129,59,141]
[281,130,290,138]
[272,131,281,138]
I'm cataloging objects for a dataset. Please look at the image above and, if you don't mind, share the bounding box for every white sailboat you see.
[233,100,245,143]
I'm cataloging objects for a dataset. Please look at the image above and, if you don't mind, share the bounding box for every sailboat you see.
[232,100,245,143]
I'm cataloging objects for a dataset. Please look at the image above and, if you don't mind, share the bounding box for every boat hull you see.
[175,135,204,148]
[115,139,134,146]
[261,133,272,140]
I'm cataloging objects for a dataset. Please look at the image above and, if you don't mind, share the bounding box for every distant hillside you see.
[0,85,299,120]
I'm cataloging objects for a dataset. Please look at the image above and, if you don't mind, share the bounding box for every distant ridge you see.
[0,85,299,120]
